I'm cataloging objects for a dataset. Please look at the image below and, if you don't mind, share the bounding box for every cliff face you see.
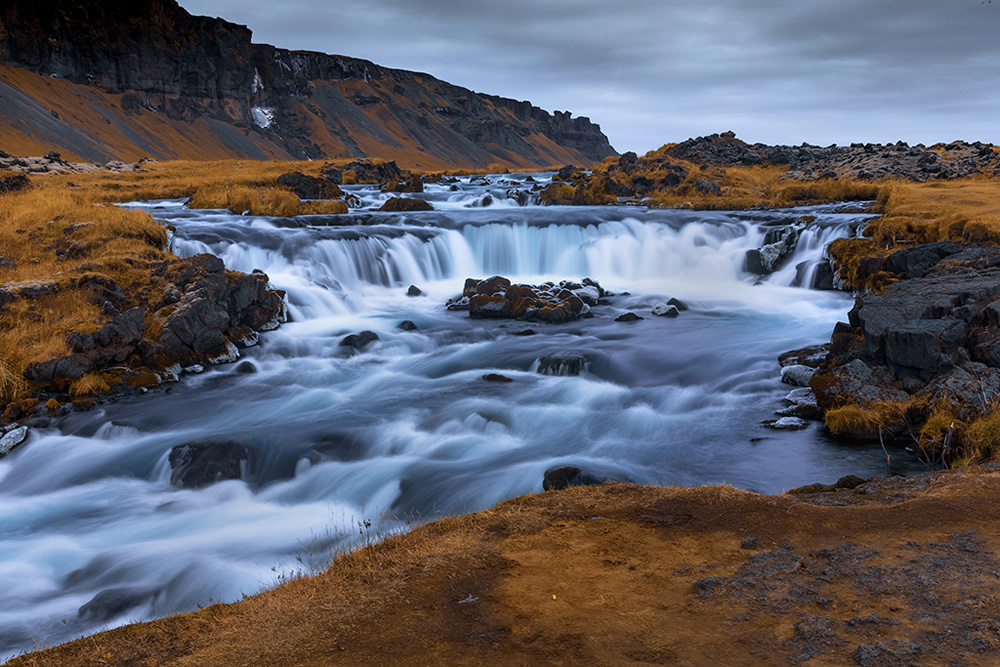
[0,0,616,167]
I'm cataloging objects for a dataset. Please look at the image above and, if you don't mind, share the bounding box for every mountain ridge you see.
[0,0,616,167]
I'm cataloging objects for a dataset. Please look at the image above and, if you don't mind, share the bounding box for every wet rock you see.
[779,344,828,368]
[542,466,607,491]
[615,312,643,322]
[378,197,433,212]
[651,303,679,318]
[339,330,379,350]
[0,425,28,456]
[234,360,258,374]
[406,284,423,297]
[78,587,151,623]
[745,226,801,275]
[780,364,816,387]
[536,353,587,376]
[777,387,823,420]
[168,440,250,489]
[763,417,809,430]
[457,276,601,324]
[667,297,689,311]
[397,320,419,331]
[511,328,536,336]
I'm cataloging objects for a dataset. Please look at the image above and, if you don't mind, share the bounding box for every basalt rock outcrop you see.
[0,0,615,167]
[811,244,1000,437]
[19,254,286,396]
[448,276,604,324]
[665,131,1000,182]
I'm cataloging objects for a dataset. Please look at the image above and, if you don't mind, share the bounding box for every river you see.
[0,172,922,659]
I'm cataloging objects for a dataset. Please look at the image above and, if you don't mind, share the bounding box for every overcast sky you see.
[181,0,1000,154]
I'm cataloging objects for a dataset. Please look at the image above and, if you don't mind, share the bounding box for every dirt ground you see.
[13,468,1000,666]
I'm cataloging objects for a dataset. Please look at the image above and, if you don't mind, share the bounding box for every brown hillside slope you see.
[13,471,1000,666]
[0,0,615,168]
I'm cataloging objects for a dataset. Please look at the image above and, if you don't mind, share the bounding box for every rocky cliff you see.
[0,0,615,167]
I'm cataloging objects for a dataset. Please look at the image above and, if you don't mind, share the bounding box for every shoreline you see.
[10,467,1000,665]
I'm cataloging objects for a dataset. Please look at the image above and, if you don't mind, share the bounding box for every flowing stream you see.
[0,173,922,659]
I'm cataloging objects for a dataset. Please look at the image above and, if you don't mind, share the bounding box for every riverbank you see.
[12,469,1000,665]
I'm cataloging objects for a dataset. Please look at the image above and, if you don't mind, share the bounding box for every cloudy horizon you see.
[180,0,1000,154]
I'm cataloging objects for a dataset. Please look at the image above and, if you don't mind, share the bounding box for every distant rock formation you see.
[664,131,1000,182]
[0,0,616,167]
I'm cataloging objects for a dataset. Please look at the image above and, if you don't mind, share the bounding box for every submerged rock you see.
[481,373,514,383]
[763,417,809,431]
[0,425,28,456]
[542,466,609,491]
[652,303,680,318]
[339,330,380,350]
[168,440,250,489]
[536,353,587,376]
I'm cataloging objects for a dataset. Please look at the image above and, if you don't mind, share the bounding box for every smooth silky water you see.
[0,174,923,659]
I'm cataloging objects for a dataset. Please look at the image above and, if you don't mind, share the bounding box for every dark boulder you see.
[406,285,423,297]
[339,330,379,350]
[745,226,800,275]
[0,173,30,194]
[779,344,829,369]
[277,171,321,199]
[481,373,513,383]
[397,320,419,331]
[883,241,963,278]
[543,466,608,491]
[78,587,151,623]
[378,197,433,212]
[168,440,250,489]
[615,312,643,322]
[667,297,689,311]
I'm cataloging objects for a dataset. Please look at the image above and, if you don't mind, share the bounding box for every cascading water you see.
[0,174,919,660]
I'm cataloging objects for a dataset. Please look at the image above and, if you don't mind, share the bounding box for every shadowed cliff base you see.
[12,471,1000,666]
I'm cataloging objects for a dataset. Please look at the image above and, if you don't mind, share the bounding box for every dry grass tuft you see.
[824,401,910,439]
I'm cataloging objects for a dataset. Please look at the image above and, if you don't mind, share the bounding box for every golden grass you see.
[0,159,359,407]
[827,177,1000,290]
[590,158,888,210]
[824,400,910,439]
[69,372,111,397]
[960,410,1000,463]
